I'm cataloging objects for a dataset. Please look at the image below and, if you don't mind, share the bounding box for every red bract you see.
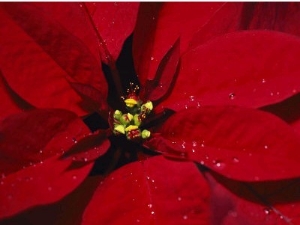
[82,156,211,225]
[1,2,300,225]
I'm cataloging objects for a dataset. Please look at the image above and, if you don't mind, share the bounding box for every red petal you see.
[0,109,96,219]
[0,109,91,175]
[82,156,211,224]
[1,175,102,225]
[0,157,93,219]
[145,106,300,181]
[189,3,300,49]
[0,71,33,120]
[0,3,108,115]
[133,2,230,86]
[206,172,300,225]
[159,31,300,111]
[241,3,300,36]
[61,131,110,163]
[85,2,139,63]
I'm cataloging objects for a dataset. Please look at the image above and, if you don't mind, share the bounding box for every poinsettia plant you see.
[1,2,300,224]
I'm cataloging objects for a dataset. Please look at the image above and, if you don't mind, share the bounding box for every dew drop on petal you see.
[183,215,188,220]
[72,175,77,180]
[151,211,155,215]
[177,197,182,201]
[264,145,268,149]
[148,204,153,209]
[48,186,52,191]
[229,93,236,100]
[233,157,239,163]
[150,57,154,61]
[262,79,266,84]
[72,138,77,144]
[264,208,271,215]
[189,96,195,102]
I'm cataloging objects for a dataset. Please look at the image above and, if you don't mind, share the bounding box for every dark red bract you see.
[1,2,300,225]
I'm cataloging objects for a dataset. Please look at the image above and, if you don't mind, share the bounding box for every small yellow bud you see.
[125,125,139,132]
[114,125,125,134]
[124,98,138,108]
[141,129,151,139]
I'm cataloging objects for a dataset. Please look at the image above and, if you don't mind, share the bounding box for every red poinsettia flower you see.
[1,2,300,225]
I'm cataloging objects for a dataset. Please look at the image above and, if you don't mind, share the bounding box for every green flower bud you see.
[120,113,133,125]
[141,129,151,139]
[114,124,125,134]
[133,114,141,126]
[113,110,122,120]
[141,101,153,114]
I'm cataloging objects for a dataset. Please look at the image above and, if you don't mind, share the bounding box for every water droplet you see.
[146,176,150,180]
[270,92,274,96]
[136,219,140,223]
[150,57,154,61]
[39,149,43,154]
[192,141,197,147]
[192,149,195,153]
[200,161,205,165]
[233,157,239,163]
[183,215,188,220]
[177,197,182,201]
[79,4,83,7]
[181,142,186,149]
[229,93,236,100]
[152,16,155,20]
[189,96,195,102]
[151,179,155,183]
[292,89,297,94]
[48,186,52,191]
[148,204,153,208]
[264,145,268,149]
[151,211,155,215]
[213,160,225,169]
[254,176,260,181]
[264,208,271,215]
[262,79,266,84]
[72,175,77,180]
[72,138,77,144]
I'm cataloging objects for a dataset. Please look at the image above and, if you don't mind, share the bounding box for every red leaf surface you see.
[145,106,300,181]
[61,131,110,163]
[206,172,300,225]
[140,39,180,103]
[0,109,91,175]
[0,156,93,219]
[0,109,96,218]
[0,3,108,116]
[84,2,139,63]
[158,31,300,111]
[82,156,211,224]
[189,3,300,49]
[0,71,33,120]
[133,3,243,87]
[1,175,102,225]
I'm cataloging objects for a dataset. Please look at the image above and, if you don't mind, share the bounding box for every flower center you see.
[112,83,153,140]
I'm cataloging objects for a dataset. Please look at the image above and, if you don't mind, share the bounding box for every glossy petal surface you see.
[0,109,94,218]
[85,2,139,63]
[82,156,211,225]
[0,3,108,115]
[145,106,300,181]
[159,31,300,111]
[133,2,231,86]
[206,172,300,225]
